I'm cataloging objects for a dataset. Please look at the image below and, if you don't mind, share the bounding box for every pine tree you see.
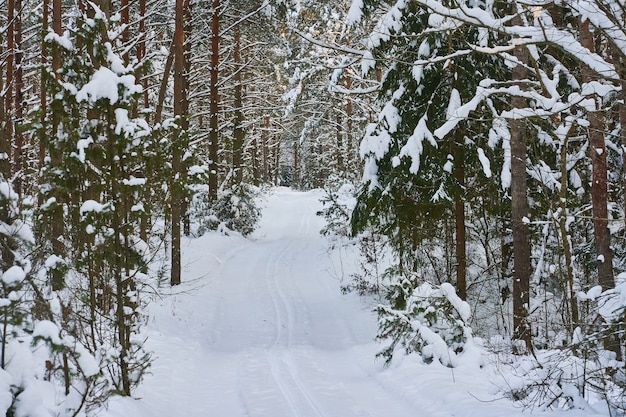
[37,4,157,402]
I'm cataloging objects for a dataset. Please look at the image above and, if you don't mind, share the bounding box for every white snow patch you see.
[476,147,492,178]
[1,266,26,286]
[33,321,62,345]
[80,200,107,215]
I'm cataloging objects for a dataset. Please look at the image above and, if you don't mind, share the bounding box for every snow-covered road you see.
[137,188,422,417]
[104,188,605,417]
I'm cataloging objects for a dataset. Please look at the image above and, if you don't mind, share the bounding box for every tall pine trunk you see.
[14,0,23,196]
[5,0,15,183]
[0,27,8,180]
[453,137,466,300]
[208,0,220,201]
[579,19,614,291]
[233,22,244,184]
[171,0,187,286]
[262,116,269,182]
[511,9,532,353]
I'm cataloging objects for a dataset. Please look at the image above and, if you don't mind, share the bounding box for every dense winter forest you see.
[2,0,626,415]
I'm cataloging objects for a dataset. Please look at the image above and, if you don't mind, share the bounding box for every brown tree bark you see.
[453,138,466,300]
[14,0,23,196]
[52,0,61,77]
[39,0,49,181]
[5,0,15,183]
[121,0,129,65]
[511,10,532,353]
[0,28,8,180]
[50,0,64,292]
[171,0,187,286]
[346,72,353,173]
[182,0,192,237]
[208,0,220,201]
[137,0,149,240]
[154,42,174,125]
[262,116,269,182]
[558,125,579,331]
[232,22,244,184]
[336,109,343,174]
[580,19,614,291]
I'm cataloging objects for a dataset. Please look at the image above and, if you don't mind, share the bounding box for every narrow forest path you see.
[103,188,602,417]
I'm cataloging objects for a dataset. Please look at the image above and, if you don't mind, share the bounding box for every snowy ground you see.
[103,188,608,417]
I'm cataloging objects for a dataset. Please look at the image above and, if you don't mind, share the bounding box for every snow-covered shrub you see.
[318,178,390,296]
[202,183,262,236]
[0,181,34,415]
[318,180,355,243]
[497,282,626,413]
[32,5,155,412]
[376,276,472,367]
[498,346,624,413]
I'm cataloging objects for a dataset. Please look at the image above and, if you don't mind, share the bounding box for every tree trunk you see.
[154,42,174,125]
[138,0,148,109]
[50,0,64,292]
[208,0,220,201]
[171,0,187,286]
[251,136,260,185]
[262,116,269,182]
[14,0,23,196]
[511,10,532,352]
[336,109,343,174]
[580,19,614,291]
[137,0,148,240]
[453,138,466,300]
[558,124,579,332]
[5,0,15,183]
[39,0,49,188]
[580,17,619,357]
[182,0,192,236]
[0,31,8,181]
[232,22,244,184]
[274,134,280,184]
[121,0,129,64]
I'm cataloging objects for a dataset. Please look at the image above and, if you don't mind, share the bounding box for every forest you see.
[2,0,626,415]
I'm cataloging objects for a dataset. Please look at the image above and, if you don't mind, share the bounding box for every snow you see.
[80,199,107,215]
[44,255,64,270]
[99,188,609,417]
[365,1,406,49]
[122,177,147,186]
[346,0,364,26]
[75,67,141,105]
[399,116,437,174]
[32,320,62,345]
[476,147,492,178]
[578,285,603,301]
[75,343,100,377]
[440,282,470,322]
[44,31,73,50]
[2,265,26,286]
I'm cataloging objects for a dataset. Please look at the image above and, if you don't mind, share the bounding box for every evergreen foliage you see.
[206,183,262,237]
[376,280,471,368]
[33,5,158,409]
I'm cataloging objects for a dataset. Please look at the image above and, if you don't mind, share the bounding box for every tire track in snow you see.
[269,242,328,417]
[238,239,321,417]
[234,194,333,417]
[230,191,421,417]
[264,196,377,417]
[270,237,328,417]
[274,197,333,417]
